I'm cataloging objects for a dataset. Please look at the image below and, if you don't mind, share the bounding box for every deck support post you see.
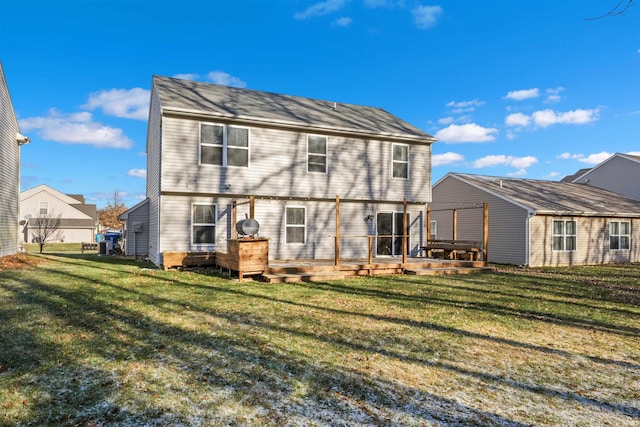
[402,198,407,268]
[368,236,373,276]
[452,209,458,240]
[232,200,237,239]
[249,195,255,219]
[483,202,489,263]
[426,206,431,241]
[335,195,340,267]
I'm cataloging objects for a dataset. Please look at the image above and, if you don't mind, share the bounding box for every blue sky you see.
[2,0,639,208]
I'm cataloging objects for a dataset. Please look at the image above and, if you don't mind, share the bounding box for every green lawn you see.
[1,254,639,426]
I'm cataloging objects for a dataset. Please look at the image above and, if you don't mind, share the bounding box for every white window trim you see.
[199,122,250,168]
[306,134,328,174]
[609,220,631,251]
[552,219,577,252]
[191,203,217,246]
[391,143,409,179]
[285,206,306,245]
[39,201,49,215]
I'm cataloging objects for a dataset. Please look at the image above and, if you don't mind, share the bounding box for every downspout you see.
[526,210,535,266]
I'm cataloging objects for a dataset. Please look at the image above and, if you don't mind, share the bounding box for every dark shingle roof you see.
[152,76,435,143]
[561,168,591,182]
[452,173,640,217]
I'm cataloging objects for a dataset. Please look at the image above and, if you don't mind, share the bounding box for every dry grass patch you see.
[1,255,638,426]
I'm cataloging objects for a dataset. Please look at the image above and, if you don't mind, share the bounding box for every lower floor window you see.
[553,220,576,251]
[286,207,306,244]
[192,204,216,244]
[610,221,630,250]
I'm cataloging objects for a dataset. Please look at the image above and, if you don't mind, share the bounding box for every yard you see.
[1,253,638,426]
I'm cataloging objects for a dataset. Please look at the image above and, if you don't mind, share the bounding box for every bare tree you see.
[30,210,64,253]
[98,189,127,231]
[586,0,634,19]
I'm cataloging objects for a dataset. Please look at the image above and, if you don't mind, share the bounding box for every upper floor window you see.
[285,206,306,244]
[392,143,409,179]
[307,135,327,173]
[609,221,630,250]
[39,202,48,215]
[192,204,216,245]
[200,123,249,167]
[552,220,576,251]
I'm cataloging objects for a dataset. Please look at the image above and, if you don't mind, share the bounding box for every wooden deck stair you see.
[261,259,492,283]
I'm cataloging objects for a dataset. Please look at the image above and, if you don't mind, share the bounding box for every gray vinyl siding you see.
[158,195,426,261]
[529,216,640,266]
[572,155,640,201]
[122,200,149,257]
[431,175,529,265]
[146,88,162,265]
[0,63,20,257]
[159,116,431,203]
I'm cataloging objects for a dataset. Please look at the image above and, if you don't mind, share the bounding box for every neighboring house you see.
[20,184,97,243]
[118,198,149,258]
[563,153,640,201]
[431,173,640,266]
[0,61,29,257]
[144,76,435,267]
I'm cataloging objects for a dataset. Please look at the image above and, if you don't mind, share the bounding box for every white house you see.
[142,76,436,268]
[20,184,97,243]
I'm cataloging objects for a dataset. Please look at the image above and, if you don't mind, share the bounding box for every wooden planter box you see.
[162,251,216,270]
[215,238,269,281]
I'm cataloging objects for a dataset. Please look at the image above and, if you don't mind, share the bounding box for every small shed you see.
[118,198,149,259]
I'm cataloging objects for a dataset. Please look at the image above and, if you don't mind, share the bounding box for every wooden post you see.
[483,202,489,263]
[426,206,431,240]
[249,195,255,219]
[368,236,373,276]
[402,198,407,267]
[232,200,237,239]
[452,209,458,240]
[335,195,340,267]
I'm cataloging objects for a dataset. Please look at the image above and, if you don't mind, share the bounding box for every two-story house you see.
[20,184,97,244]
[0,61,29,257]
[143,76,435,268]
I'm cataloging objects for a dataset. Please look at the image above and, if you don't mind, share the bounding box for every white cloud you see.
[473,154,538,170]
[435,123,498,143]
[206,71,247,88]
[412,5,443,29]
[445,99,484,113]
[173,73,200,80]
[438,116,454,125]
[557,151,613,164]
[505,112,531,127]
[557,152,584,160]
[333,16,353,26]
[627,151,640,156]
[579,151,612,164]
[18,109,133,149]
[544,86,565,103]
[83,88,150,120]
[127,169,147,178]
[532,108,599,127]
[504,88,539,101]
[432,152,464,167]
[294,0,349,19]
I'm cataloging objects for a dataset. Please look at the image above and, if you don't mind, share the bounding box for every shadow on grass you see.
[0,258,537,426]
[2,255,639,424]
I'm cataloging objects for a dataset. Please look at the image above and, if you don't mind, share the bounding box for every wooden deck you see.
[164,251,493,282]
